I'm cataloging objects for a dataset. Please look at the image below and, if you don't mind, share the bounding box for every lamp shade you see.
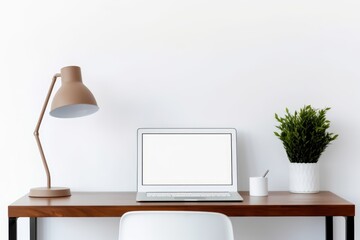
[50,66,99,118]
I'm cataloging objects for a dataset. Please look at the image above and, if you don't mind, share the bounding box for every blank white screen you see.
[142,133,232,185]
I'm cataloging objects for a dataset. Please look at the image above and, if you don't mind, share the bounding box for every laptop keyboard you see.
[146,192,231,198]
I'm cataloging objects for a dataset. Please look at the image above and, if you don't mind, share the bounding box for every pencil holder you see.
[249,177,268,196]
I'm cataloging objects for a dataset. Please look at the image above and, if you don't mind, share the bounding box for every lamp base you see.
[29,187,71,198]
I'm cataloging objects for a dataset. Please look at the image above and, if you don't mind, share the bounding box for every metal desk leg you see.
[325,216,333,240]
[346,216,354,240]
[9,217,17,240]
[30,218,37,240]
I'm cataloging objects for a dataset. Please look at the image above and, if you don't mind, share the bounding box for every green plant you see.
[274,105,338,163]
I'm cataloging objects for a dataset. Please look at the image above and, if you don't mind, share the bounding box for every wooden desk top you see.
[8,191,355,218]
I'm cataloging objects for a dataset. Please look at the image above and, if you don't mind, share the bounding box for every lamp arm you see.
[33,73,61,189]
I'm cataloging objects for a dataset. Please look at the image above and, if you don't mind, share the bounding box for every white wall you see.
[1,0,359,239]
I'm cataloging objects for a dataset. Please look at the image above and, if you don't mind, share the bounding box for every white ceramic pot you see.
[289,163,319,193]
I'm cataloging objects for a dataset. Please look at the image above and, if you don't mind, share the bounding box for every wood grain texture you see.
[8,191,355,218]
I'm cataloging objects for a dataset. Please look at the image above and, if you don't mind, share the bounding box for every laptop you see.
[136,128,243,202]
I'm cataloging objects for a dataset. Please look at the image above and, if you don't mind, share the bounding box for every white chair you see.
[118,211,234,240]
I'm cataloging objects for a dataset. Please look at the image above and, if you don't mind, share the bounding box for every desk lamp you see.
[29,66,99,198]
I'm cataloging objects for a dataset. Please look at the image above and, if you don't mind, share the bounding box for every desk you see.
[8,191,355,240]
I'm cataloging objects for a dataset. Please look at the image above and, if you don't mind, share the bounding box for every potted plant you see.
[274,105,338,193]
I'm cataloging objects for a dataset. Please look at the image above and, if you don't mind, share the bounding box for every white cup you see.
[249,177,268,196]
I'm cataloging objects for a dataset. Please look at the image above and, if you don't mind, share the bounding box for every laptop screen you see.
[141,133,233,186]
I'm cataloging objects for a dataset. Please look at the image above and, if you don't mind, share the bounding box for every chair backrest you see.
[119,211,234,240]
